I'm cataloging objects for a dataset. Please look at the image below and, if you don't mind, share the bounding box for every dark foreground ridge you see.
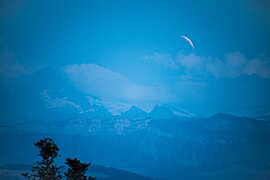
[1,113,270,179]
[0,164,156,180]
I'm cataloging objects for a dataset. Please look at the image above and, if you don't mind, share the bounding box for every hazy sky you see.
[1,0,270,116]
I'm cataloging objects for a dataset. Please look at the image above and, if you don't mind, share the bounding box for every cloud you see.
[244,58,270,78]
[64,64,173,106]
[178,53,203,68]
[146,51,270,78]
[205,52,270,78]
[204,52,248,78]
[144,53,177,68]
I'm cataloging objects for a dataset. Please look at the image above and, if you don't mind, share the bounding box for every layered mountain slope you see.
[1,113,270,179]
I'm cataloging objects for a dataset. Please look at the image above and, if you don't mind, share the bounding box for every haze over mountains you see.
[1,67,200,124]
[1,67,270,179]
[1,110,270,179]
[2,66,269,124]
[1,0,270,179]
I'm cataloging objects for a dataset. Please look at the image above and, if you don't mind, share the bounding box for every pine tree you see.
[22,137,62,180]
[22,137,96,180]
[65,158,96,180]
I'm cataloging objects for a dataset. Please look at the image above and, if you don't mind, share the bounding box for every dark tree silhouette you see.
[65,158,96,180]
[22,137,96,180]
[22,137,62,180]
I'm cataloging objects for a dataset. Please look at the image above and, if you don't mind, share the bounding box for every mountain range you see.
[1,67,270,179]
[1,112,270,179]
[0,67,199,124]
[2,66,268,123]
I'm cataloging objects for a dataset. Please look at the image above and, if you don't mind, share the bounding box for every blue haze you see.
[1,0,270,116]
[1,1,270,179]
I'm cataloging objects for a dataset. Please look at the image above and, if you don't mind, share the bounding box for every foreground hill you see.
[0,164,155,180]
[1,113,270,179]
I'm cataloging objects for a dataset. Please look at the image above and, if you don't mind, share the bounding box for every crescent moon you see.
[180,35,194,49]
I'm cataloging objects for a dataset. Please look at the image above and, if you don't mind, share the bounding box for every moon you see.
[180,35,194,49]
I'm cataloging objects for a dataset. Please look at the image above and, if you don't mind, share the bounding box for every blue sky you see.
[1,0,270,116]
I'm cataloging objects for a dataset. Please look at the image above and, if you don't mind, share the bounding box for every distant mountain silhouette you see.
[0,67,116,121]
[149,105,175,119]
[199,113,255,131]
[1,66,201,123]
[0,67,90,121]
[33,67,90,110]
[86,103,112,118]
[121,106,148,119]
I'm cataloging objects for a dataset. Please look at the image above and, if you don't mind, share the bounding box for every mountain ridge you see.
[1,66,269,124]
